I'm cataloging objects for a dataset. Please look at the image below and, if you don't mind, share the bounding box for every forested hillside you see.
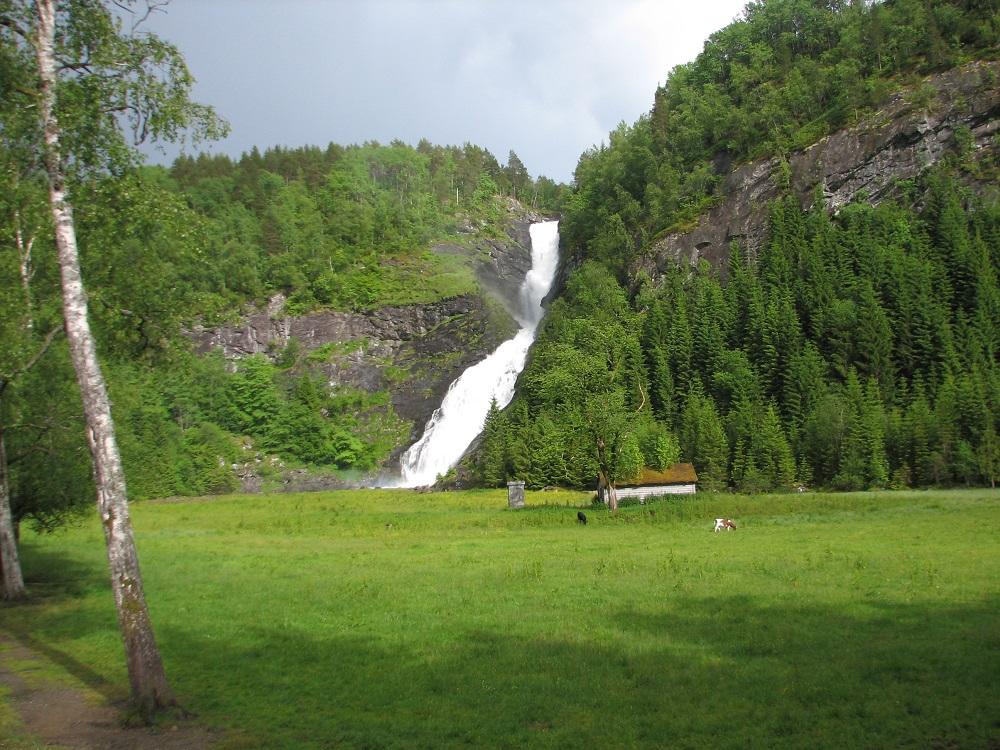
[561,0,999,271]
[4,0,1000,532]
[475,0,1000,492]
[1,129,563,529]
[166,141,564,315]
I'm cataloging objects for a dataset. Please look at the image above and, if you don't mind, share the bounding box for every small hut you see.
[597,464,698,504]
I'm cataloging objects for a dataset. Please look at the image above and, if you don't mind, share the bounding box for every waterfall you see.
[398,220,560,486]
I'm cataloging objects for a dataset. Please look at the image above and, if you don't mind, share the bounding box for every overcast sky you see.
[140,0,748,183]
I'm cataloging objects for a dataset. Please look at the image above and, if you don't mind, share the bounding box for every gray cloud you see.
[142,0,746,182]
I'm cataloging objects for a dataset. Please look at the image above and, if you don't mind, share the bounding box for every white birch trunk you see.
[13,211,35,331]
[34,0,174,718]
[0,428,26,600]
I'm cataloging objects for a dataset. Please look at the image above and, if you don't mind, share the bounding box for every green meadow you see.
[2,488,998,749]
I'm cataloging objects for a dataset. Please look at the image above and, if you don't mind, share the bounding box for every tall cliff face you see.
[192,202,547,472]
[638,61,1000,280]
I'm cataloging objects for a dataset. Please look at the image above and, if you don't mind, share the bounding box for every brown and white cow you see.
[714,518,737,532]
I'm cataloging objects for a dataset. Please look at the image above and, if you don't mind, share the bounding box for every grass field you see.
[1,488,998,749]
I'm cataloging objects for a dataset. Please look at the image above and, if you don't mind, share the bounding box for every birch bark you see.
[33,0,174,718]
[13,210,35,331]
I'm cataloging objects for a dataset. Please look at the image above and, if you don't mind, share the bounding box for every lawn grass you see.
[1,488,998,749]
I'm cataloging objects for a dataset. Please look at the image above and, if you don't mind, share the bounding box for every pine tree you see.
[480,398,508,487]
[530,414,567,487]
[906,384,936,486]
[667,295,694,400]
[227,355,281,442]
[691,273,727,387]
[680,390,729,491]
[861,377,890,488]
[647,346,675,424]
[769,289,804,405]
[853,281,895,398]
[972,234,1000,361]
[758,403,797,490]
[725,241,756,348]
[934,374,962,483]
[783,342,827,440]
[929,179,977,314]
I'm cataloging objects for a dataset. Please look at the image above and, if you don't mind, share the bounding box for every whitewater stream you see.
[397,220,560,486]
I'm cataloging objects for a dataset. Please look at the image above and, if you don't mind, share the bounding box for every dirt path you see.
[0,635,217,750]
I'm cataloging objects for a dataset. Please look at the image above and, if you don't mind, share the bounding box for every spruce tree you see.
[480,398,508,487]
[853,281,895,398]
[667,295,693,401]
[680,390,729,491]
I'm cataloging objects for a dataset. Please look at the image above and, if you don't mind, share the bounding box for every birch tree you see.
[0,0,225,718]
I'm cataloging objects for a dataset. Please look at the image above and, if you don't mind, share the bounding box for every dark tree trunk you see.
[0,427,26,600]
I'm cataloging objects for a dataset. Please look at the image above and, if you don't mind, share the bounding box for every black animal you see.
[577,511,588,525]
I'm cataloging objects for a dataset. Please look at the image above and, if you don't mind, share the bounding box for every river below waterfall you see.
[397,220,559,486]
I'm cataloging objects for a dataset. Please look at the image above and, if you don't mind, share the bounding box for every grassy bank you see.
[2,488,998,749]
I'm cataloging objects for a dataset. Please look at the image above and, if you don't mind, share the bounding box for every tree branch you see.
[20,326,62,375]
[0,326,64,397]
[0,15,29,41]
[58,58,93,73]
[112,0,170,35]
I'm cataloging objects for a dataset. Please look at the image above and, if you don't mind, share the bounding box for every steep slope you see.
[642,61,1000,278]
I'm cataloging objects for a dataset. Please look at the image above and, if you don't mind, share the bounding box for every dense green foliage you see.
[562,0,1000,273]
[107,349,408,498]
[485,175,1000,491]
[3,488,998,748]
[166,140,566,315]
[475,0,1000,492]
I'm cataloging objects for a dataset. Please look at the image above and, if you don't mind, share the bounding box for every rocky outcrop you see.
[641,61,1000,278]
[472,203,548,309]
[440,199,550,318]
[193,292,516,451]
[193,294,494,364]
[190,203,549,472]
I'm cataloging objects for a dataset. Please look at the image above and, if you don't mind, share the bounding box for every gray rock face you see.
[192,293,515,451]
[641,61,1000,279]
[189,204,548,470]
[473,214,539,307]
[192,295,490,361]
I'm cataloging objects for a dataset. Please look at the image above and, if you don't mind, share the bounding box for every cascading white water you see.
[398,220,560,486]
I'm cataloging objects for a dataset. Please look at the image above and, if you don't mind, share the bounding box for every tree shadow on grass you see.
[0,545,122,703]
[616,595,1000,748]
[158,594,1000,750]
[17,544,108,599]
